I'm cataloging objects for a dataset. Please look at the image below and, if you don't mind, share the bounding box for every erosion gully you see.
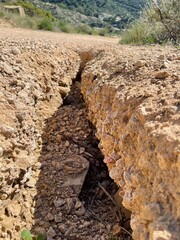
[31,70,132,240]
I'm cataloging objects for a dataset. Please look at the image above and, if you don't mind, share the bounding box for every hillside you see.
[6,0,147,31]
[35,0,147,29]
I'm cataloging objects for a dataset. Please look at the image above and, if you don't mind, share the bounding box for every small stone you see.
[65,141,70,147]
[59,224,67,234]
[134,60,146,69]
[153,230,172,240]
[75,206,86,216]
[47,227,56,238]
[74,199,83,210]
[13,66,20,72]
[24,202,30,208]
[59,86,70,97]
[56,134,62,142]
[0,126,15,138]
[11,47,21,55]
[79,147,85,154]
[66,198,74,213]
[112,224,122,236]
[25,177,36,188]
[3,62,13,75]
[54,198,66,208]
[158,54,165,60]
[0,193,8,200]
[81,221,91,228]
[33,227,46,236]
[46,212,54,221]
[175,90,180,99]
[107,224,112,232]
[0,147,4,157]
[54,213,63,223]
[155,71,169,79]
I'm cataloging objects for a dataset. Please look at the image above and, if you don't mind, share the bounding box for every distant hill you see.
[0,0,147,31]
[40,0,147,29]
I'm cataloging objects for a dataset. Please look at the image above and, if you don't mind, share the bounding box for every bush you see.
[12,0,55,20]
[120,20,158,44]
[37,18,53,31]
[98,27,108,36]
[13,15,37,29]
[120,0,180,45]
[58,20,74,33]
[75,24,93,35]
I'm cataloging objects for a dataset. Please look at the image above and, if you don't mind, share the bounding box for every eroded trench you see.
[31,66,132,240]
[1,41,179,240]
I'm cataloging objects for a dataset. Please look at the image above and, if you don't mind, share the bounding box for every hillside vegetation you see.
[0,0,147,32]
[120,0,180,44]
[40,0,147,28]
[0,0,110,35]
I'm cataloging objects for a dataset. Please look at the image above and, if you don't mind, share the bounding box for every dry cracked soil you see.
[0,26,179,240]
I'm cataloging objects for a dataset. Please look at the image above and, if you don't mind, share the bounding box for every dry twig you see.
[98,182,122,223]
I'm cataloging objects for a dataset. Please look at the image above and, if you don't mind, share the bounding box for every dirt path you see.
[0,26,119,48]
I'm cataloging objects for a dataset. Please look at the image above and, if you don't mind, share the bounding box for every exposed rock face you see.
[81,47,180,240]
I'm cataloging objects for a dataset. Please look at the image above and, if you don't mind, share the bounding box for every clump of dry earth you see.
[0,27,179,240]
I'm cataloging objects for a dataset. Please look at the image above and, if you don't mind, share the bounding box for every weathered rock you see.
[0,146,4,157]
[112,224,122,236]
[47,227,56,238]
[155,71,169,79]
[11,46,21,55]
[25,177,36,188]
[61,155,89,195]
[2,62,13,75]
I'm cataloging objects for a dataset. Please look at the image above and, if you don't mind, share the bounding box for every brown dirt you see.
[0,26,179,240]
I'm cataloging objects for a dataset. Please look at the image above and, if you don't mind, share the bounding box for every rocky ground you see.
[81,46,180,240]
[0,26,179,240]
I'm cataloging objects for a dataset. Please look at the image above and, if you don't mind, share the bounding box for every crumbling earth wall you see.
[0,31,179,240]
[81,47,180,240]
[0,39,81,239]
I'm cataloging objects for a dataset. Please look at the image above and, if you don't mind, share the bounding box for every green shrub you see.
[120,0,180,45]
[58,20,74,33]
[11,0,55,20]
[98,27,108,36]
[20,229,46,240]
[120,20,158,44]
[12,15,37,29]
[37,18,53,31]
[75,24,93,35]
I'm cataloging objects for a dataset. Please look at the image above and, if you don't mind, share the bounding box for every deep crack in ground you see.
[32,79,132,240]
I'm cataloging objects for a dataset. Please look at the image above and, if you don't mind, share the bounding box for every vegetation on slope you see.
[39,0,147,29]
[120,0,180,45]
[0,0,110,34]
[0,0,150,35]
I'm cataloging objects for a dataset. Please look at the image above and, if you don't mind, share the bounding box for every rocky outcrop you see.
[81,46,180,240]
